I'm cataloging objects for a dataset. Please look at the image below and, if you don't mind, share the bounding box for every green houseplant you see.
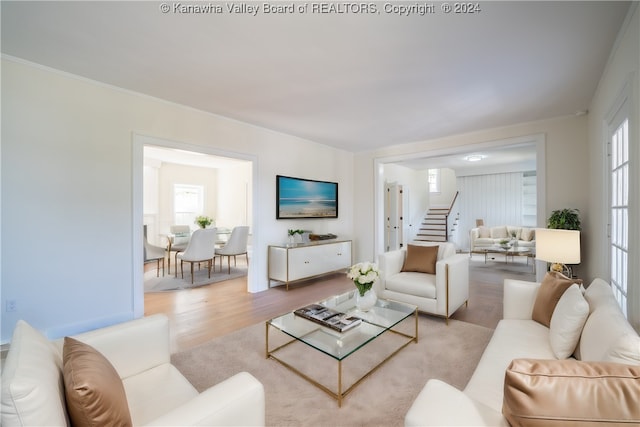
[194,215,214,229]
[547,208,581,230]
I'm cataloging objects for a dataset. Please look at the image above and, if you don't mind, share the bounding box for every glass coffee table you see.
[473,246,536,272]
[266,290,418,406]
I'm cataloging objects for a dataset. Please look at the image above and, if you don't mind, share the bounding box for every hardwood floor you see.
[144,254,535,354]
[144,265,355,353]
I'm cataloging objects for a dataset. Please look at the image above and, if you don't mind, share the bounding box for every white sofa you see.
[405,277,640,426]
[376,242,469,321]
[469,225,536,253]
[1,314,265,426]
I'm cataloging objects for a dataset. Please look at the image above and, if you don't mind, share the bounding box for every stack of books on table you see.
[294,304,362,333]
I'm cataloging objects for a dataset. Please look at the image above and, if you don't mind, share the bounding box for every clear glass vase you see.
[356,289,377,312]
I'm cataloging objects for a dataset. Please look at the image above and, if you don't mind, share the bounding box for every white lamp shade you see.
[535,228,581,264]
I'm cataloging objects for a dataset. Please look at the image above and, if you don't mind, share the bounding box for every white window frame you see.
[428,168,441,193]
[174,184,204,227]
[609,118,629,316]
[606,84,632,318]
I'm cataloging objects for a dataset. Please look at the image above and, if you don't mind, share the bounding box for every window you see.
[174,184,204,227]
[609,116,629,317]
[428,169,440,193]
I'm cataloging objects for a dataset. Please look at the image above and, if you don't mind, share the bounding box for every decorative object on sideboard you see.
[194,215,214,229]
[287,229,304,246]
[347,262,379,312]
[535,228,581,278]
[309,233,337,241]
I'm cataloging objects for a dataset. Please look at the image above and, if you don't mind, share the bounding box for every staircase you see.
[415,192,459,243]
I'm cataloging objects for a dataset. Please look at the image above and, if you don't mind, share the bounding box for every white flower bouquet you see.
[347,262,380,296]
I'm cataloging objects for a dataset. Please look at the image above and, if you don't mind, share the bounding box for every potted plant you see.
[194,215,214,229]
[287,229,304,245]
[547,208,581,230]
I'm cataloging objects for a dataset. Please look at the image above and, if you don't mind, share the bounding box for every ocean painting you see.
[277,176,338,218]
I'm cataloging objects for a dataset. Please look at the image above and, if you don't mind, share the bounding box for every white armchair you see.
[376,242,469,322]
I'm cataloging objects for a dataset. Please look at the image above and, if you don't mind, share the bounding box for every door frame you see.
[373,133,546,279]
[132,133,259,317]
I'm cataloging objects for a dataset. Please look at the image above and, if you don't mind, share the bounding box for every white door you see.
[385,183,404,251]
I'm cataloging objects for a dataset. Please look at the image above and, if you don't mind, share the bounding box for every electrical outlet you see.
[6,300,17,312]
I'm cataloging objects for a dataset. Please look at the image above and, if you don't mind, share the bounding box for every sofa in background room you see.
[469,225,536,253]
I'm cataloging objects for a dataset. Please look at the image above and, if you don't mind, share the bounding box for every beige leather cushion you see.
[503,358,640,426]
[63,337,133,427]
[401,244,438,274]
[532,271,574,327]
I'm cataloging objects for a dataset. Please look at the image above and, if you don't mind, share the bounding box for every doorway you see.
[374,134,546,272]
[132,134,259,318]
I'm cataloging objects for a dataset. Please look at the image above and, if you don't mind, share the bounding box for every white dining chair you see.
[176,228,218,284]
[168,225,191,276]
[143,225,165,277]
[215,226,250,274]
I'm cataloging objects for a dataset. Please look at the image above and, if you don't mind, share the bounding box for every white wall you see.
[455,171,537,250]
[1,58,354,342]
[216,163,253,230]
[586,5,639,330]
[429,168,457,207]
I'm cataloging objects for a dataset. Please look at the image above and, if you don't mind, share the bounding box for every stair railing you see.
[444,191,459,239]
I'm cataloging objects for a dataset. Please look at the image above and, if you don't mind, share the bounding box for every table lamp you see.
[535,228,581,278]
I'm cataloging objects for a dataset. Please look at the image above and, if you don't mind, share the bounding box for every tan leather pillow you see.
[63,337,133,427]
[401,244,439,274]
[532,271,574,327]
[503,358,640,426]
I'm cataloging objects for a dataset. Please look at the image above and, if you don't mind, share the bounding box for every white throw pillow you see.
[549,284,590,359]
[0,321,68,426]
[490,226,508,239]
[603,333,640,365]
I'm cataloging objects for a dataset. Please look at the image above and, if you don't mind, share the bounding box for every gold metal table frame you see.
[265,293,418,407]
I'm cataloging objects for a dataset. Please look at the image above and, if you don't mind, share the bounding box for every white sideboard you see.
[268,240,352,290]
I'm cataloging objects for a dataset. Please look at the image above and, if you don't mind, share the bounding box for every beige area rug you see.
[144,265,247,292]
[172,315,494,426]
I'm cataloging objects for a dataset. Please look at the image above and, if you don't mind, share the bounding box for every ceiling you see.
[0,1,631,156]
[395,142,537,175]
[144,145,249,169]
